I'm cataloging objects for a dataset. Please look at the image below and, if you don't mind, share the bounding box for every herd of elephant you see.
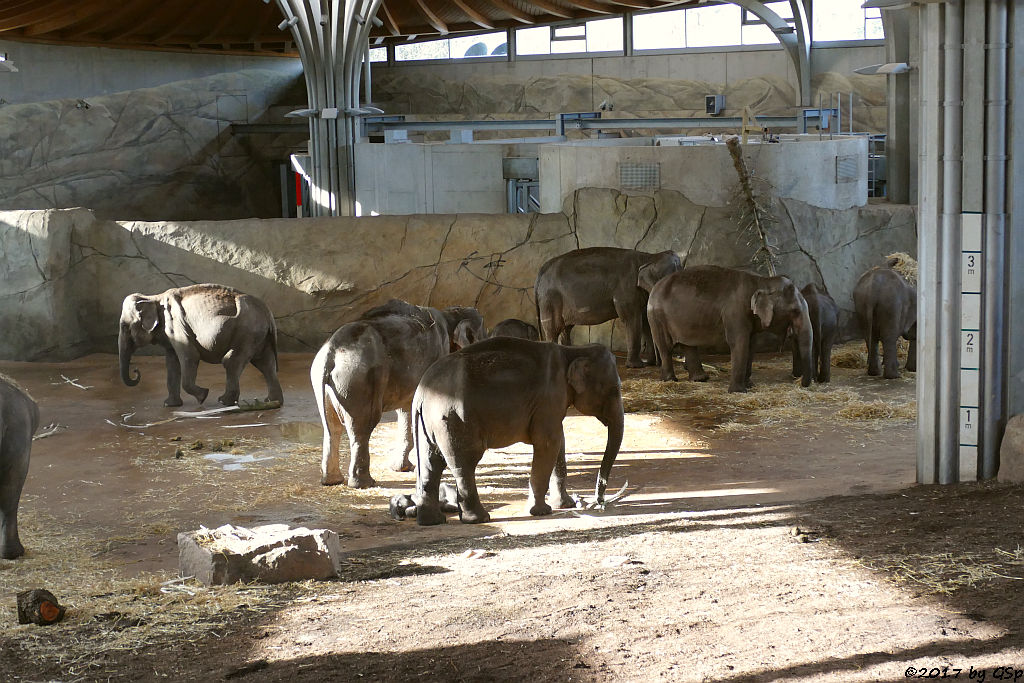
[0,246,917,559]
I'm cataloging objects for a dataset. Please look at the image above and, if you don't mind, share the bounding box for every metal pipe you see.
[938,0,964,484]
[917,3,943,484]
[981,0,1008,479]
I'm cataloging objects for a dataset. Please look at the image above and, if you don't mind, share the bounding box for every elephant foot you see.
[188,387,209,404]
[460,507,491,524]
[217,392,238,406]
[417,502,447,526]
[642,357,659,367]
[688,372,709,382]
[163,396,184,408]
[320,473,345,486]
[548,492,578,510]
[529,502,553,517]
[905,363,917,373]
[727,384,748,394]
[624,358,645,369]
[883,370,901,380]
[0,540,25,560]
[817,373,831,384]
[659,373,678,382]
[867,365,881,377]
[347,473,378,489]
[390,457,415,473]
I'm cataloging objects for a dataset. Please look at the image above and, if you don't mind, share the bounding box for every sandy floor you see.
[3,347,1021,681]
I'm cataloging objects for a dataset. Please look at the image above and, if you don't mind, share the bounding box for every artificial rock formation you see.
[0,192,914,361]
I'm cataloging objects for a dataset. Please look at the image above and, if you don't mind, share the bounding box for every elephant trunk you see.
[595,403,625,503]
[795,312,813,388]
[119,327,141,386]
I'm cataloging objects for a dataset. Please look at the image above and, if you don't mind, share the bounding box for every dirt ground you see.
[2,345,1023,682]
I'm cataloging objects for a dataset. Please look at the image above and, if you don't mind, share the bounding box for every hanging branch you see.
[726,135,777,276]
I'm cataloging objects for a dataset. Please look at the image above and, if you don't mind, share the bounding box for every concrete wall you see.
[0,40,301,105]
[540,137,868,214]
[0,69,305,221]
[370,44,888,134]
[0,194,915,362]
[355,143,508,215]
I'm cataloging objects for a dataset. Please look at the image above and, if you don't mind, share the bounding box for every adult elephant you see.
[535,247,681,367]
[1,374,39,560]
[793,283,839,384]
[853,265,917,379]
[310,299,486,489]
[411,338,624,525]
[647,266,814,392]
[489,318,540,341]
[118,284,282,407]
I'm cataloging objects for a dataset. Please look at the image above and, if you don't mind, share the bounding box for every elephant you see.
[310,299,486,489]
[853,265,917,379]
[119,284,282,408]
[647,265,814,392]
[535,247,682,368]
[792,283,839,384]
[411,338,624,526]
[490,318,540,341]
[1,374,39,560]
[389,483,460,520]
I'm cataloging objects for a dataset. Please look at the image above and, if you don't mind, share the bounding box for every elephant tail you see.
[267,322,279,371]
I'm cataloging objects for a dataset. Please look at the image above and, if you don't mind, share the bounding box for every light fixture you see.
[344,106,385,116]
[284,108,319,118]
[854,62,913,75]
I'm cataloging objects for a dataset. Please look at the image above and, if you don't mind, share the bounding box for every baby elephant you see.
[1,375,39,560]
[490,318,540,341]
[119,284,282,407]
[853,265,917,379]
[412,338,624,526]
[793,284,838,383]
[389,483,459,520]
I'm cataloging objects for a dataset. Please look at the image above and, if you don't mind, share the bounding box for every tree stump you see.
[16,589,66,625]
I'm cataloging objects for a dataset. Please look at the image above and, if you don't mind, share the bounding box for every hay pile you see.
[620,346,916,431]
[886,252,918,285]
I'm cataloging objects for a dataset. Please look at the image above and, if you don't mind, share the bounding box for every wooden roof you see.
[0,0,697,56]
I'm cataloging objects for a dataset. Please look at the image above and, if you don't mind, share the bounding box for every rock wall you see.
[0,197,915,362]
[0,69,305,222]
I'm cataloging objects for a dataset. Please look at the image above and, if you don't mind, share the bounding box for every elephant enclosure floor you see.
[3,348,1024,681]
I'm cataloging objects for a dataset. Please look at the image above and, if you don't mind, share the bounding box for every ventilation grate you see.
[618,162,661,190]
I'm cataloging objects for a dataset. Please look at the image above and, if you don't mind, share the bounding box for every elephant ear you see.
[450,319,479,351]
[567,357,592,398]
[135,299,160,333]
[750,290,774,328]
[637,263,662,292]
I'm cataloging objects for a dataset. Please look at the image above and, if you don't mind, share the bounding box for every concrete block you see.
[998,414,1024,483]
[177,524,342,585]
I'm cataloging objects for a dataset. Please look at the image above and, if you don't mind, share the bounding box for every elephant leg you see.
[558,324,574,346]
[640,313,659,366]
[162,347,184,407]
[616,299,645,368]
[866,327,882,376]
[318,395,346,486]
[0,439,29,560]
[728,335,751,393]
[527,429,561,517]
[882,334,901,379]
[452,459,488,524]
[540,306,562,345]
[344,413,379,489]
[546,435,575,509]
[415,440,449,526]
[391,408,414,472]
[179,351,209,405]
[744,349,755,389]
[905,336,917,372]
[219,349,250,406]
[683,347,708,382]
[818,331,834,383]
[650,317,677,382]
[250,347,283,403]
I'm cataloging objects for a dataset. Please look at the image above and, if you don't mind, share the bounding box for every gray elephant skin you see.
[647,265,814,392]
[853,266,917,379]
[793,283,839,383]
[535,247,681,367]
[411,338,624,526]
[490,318,540,341]
[119,284,283,408]
[310,299,486,489]
[1,375,39,560]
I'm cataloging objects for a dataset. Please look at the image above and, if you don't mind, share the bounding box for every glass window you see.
[449,31,507,58]
[813,0,885,41]
[517,17,622,56]
[516,26,551,55]
[368,46,387,62]
[395,38,449,61]
[632,8,686,51]
[585,17,623,53]
[685,4,741,48]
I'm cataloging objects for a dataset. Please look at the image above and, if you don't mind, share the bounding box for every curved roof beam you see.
[729,0,810,106]
[412,0,449,34]
[479,0,536,25]
[449,0,496,29]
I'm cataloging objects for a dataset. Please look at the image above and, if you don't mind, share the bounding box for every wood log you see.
[16,589,66,625]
